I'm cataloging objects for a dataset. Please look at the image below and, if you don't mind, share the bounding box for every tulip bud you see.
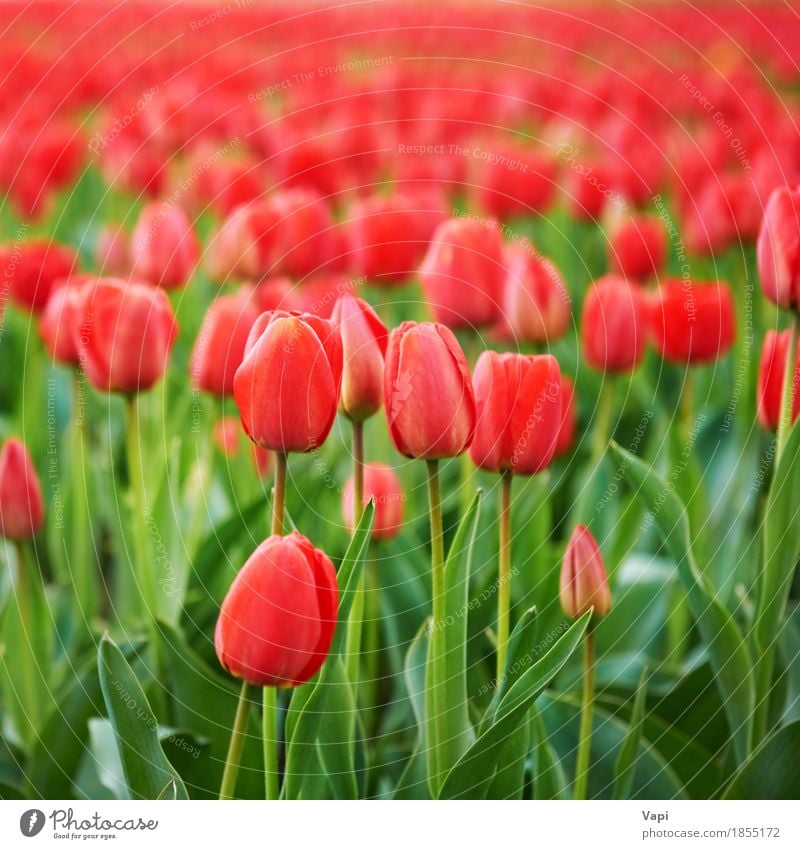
[469,351,561,475]
[384,321,476,459]
[331,294,388,422]
[73,278,179,394]
[555,374,577,458]
[472,144,556,218]
[205,201,280,283]
[190,288,261,397]
[0,438,44,540]
[94,225,129,276]
[233,310,343,453]
[342,462,404,540]
[560,525,611,620]
[757,185,800,310]
[39,275,92,366]
[581,275,648,373]
[215,531,338,687]
[0,239,78,312]
[255,276,296,313]
[607,213,666,281]
[757,329,800,431]
[501,242,570,344]
[649,279,735,365]
[418,217,505,328]
[268,189,334,278]
[130,202,200,289]
[563,158,614,221]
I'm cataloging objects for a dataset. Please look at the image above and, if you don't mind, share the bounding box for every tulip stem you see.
[573,626,596,800]
[271,451,287,536]
[425,459,448,795]
[496,470,513,681]
[591,378,615,461]
[263,686,279,800]
[219,681,253,800]
[346,422,365,690]
[776,313,799,466]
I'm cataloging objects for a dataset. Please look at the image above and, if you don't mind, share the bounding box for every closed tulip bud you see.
[502,242,570,344]
[469,351,561,475]
[190,288,261,397]
[94,225,129,276]
[233,310,343,453]
[650,279,735,365]
[268,189,334,278]
[255,276,296,313]
[39,276,92,366]
[342,462,404,540]
[384,321,476,459]
[73,278,178,394]
[472,144,556,218]
[0,438,44,540]
[757,185,800,310]
[607,213,666,281]
[215,531,338,687]
[418,217,505,328]
[560,525,611,620]
[581,275,648,373]
[206,202,280,283]
[0,239,78,312]
[563,158,615,221]
[757,329,800,431]
[331,294,388,422]
[130,202,200,289]
[555,374,577,458]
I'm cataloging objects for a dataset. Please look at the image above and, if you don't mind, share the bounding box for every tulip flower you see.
[418,217,505,328]
[560,524,611,801]
[268,189,334,278]
[216,532,338,799]
[0,438,44,540]
[342,462,404,540]
[649,279,735,366]
[469,351,561,676]
[39,277,91,366]
[190,289,261,397]
[501,242,570,345]
[471,143,556,219]
[205,201,280,283]
[94,225,129,276]
[130,201,200,289]
[555,374,577,458]
[757,329,800,431]
[757,185,800,311]
[0,239,78,313]
[582,275,648,374]
[213,417,273,478]
[607,212,666,281]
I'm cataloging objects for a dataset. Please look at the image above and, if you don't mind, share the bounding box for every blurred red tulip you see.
[757,185,800,310]
[342,462,404,540]
[581,275,648,373]
[130,202,200,289]
[39,277,91,365]
[0,438,44,540]
[0,240,78,313]
[94,225,129,276]
[472,143,556,218]
[757,329,800,431]
[215,532,338,687]
[607,213,666,281]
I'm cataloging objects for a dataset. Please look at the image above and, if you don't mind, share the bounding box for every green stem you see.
[680,368,695,442]
[71,371,96,629]
[271,451,287,536]
[263,686,279,800]
[591,378,615,461]
[776,313,799,466]
[426,459,448,795]
[573,627,596,800]
[219,681,253,800]
[346,422,365,689]
[496,470,513,681]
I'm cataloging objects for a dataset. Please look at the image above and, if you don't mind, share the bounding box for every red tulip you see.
[468,351,561,475]
[757,185,800,310]
[418,217,505,328]
[73,278,178,393]
[0,239,78,313]
[384,321,476,459]
[331,293,388,422]
[268,189,334,278]
[255,276,297,313]
[607,213,666,281]
[649,279,735,365]
[205,201,280,283]
[215,531,338,687]
[472,144,556,218]
[501,242,570,344]
[560,525,611,620]
[555,374,577,458]
[563,158,616,221]
[581,275,648,373]
[130,202,200,289]
[0,438,44,540]
[94,225,129,276]
[190,288,261,397]
[757,329,800,431]
[39,276,92,366]
[233,310,343,453]
[342,462,404,540]
[214,417,242,456]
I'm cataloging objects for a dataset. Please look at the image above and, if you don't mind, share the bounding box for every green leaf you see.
[425,489,481,794]
[610,441,754,764]
[613,666,649,799]
[97,634,188,800]
[438,611,590,799]
[723,720,800,799]
[530,708,568,799]
[283,503,374,799]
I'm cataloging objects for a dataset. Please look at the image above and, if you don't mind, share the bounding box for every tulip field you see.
[2,0,800,809]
